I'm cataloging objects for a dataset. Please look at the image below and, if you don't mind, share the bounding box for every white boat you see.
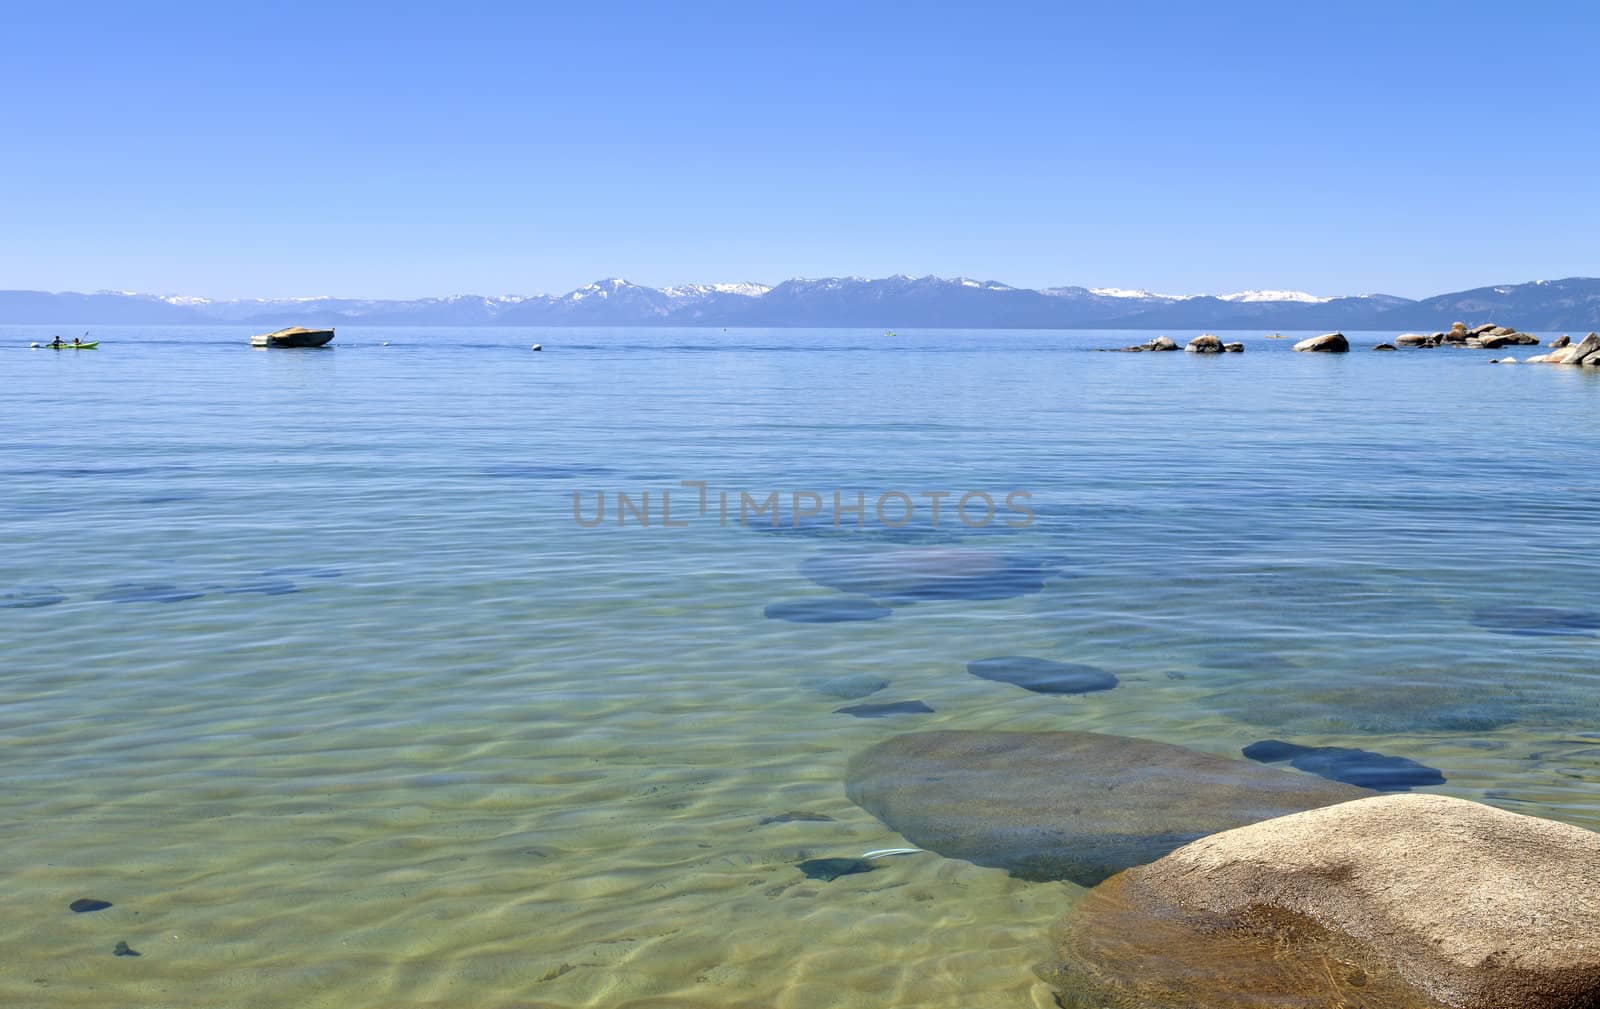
[251,326,335,348]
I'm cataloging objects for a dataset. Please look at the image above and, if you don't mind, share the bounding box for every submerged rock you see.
[482,463,615,479]
[845,730,1369,884]
[224,580,298,596]
[812,673,889,699]
[800,547,1056,603]
[763,598,893,623]
[0,585,66,608]
[112,940,140,957]
[797,857,875,882]
[1471,605,1600,637]
[966,656,1118,695]
[1292,332,1349,353]
[70,898,112,913]
[1204,673,1521,735]
[834,700,934,718]
[1243,739,1445,791]
[1373,342,1398,351]
[94,583,203,604]
[759,811,835,825]
[1051,794,1600,1009]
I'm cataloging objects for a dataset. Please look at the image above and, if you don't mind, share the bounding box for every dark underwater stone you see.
[760,811,836,825]
[1242,739,1308,763]
[763,598,893,623]
[0,586,67,608]
[835,700,934,718]
[1206,676,1520,735]
[797,857,875,882]
[813,674,889,699]
[1244,739,1446,791]
[224,580,298,596]
[113,941,140,957]
[94,583,203,603]
[967,656,1118,695]
[846,730,1370,885]
[801,547,1057,603]
[70,898,112,913]
[482,463,615,479]
[261,566,342,579]
[1471,606,1600,637]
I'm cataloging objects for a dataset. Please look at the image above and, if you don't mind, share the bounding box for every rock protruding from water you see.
[1373,342,1398,351]
[1051,794,1600,1009]
[845,730,1370,885]
[1185,334,1224,354]
[1223,342,1244,353]
[1527,332,1600,365]
[1292,332,1349,353]
[1107,335,1179,352]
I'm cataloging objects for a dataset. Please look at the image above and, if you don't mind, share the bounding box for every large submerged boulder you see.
[1292,332,1349,353]
[1051,794,1600,1009]
[844,730,1369,885]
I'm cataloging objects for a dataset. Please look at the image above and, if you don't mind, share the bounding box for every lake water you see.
[3,325,1598,1008]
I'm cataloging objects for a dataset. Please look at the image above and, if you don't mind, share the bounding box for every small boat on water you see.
[44,341,98,349]
[251,326,335,348]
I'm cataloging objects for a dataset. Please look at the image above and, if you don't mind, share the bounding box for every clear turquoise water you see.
[3,325,1598,1008]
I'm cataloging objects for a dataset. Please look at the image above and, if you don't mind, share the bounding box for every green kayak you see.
[47,342,99,349]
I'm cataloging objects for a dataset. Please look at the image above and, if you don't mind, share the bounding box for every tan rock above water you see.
[1529,332,1600,366]
[1292,332,1349,353]
[1186,334,1225,354]
[1052,794,1600,1009]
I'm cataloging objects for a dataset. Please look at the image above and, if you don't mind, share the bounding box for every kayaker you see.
[73,337,81,347]
[50,335,63,348]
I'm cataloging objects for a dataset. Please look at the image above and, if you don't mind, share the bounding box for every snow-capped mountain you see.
[6,276,1599,328]
[1216,290,1333,304]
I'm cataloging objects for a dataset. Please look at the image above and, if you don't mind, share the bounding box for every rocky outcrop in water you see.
[1105,335,1179,352]
[1292,332,1349,353]
[1527,332,1600,366]
[1050,794,1600,1009]
[844,730,1369,884]
[1186,334,1224,354]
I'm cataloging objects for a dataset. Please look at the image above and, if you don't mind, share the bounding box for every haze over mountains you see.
[6,276,1600,330]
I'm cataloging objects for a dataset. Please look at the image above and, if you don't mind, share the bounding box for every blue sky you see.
[3,1,1598,299]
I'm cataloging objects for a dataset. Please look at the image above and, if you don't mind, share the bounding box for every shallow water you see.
[2,325,1598,1007]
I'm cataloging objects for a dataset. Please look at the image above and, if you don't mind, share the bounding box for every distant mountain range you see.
[6,276,1600,330]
